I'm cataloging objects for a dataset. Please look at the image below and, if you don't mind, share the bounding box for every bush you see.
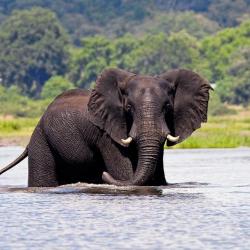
[41,76,75,100]
[208,91,237,116]
[0,85,50,117]
[0,7,70,96]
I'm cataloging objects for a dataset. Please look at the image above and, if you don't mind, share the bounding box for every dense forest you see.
[0,0,250,117]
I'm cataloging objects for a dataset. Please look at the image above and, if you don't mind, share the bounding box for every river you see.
[0,147,250,249]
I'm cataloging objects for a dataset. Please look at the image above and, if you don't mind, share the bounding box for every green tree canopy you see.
[0,85,48,117]
[201,20,250,82]
[123,31,202,75]
[0,7,70,96]
[41,76,74,100]
[68,36,113,88]
[0,4,249,107]
[233,71,250,106]
[208,0,250,27]
[137,11,220,39]
[200,20,250,106]
[216,47,250,106]
[67,31,207,89]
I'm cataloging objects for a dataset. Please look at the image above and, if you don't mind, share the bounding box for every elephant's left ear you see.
[160,69,213,146]
[87,68,135,147]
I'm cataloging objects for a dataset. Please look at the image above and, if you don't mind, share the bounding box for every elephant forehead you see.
[129,75,157,86]
[127,77,167,98]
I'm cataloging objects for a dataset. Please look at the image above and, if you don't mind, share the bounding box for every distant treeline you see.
[0,2,250,117]
[1,0,250,41]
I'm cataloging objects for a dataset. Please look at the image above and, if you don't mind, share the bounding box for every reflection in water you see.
[0,147,250,249]
[0,183,163,196]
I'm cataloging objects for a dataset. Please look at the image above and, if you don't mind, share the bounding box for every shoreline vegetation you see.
[0,4,250,150]
[1,106,249,149]
[0,117,38,147]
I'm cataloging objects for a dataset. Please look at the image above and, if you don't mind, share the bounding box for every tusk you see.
[167,134,180,142]
[121,137,132,145]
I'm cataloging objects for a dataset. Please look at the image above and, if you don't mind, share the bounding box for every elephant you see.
[0,68,212,187]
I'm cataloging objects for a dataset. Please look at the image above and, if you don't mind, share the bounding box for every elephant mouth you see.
[103,130,172,186]
[101,126,179,186]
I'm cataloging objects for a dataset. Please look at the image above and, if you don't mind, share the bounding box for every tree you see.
[0,85,48,117]
[0,0,250,42]
[214,46,250,106]
[0,0,151,42]
[138,11,220,39]
[201,20,250,82]
[67,32,207,88]
[201,21,250,106]
[41,76,74,100]
[67,34,140,88]
[233,72,250,106]
[123,31,202,75]
[68,36,114,88]
[208,0,249,27]
[0,7,70,96]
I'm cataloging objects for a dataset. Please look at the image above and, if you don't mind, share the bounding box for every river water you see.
[0,147,249,250]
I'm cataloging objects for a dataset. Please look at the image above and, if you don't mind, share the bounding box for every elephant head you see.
[88,68,212,186]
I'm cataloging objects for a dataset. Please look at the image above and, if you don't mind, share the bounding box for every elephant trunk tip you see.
[102,171,113,184]
[102,171,122,185]
[102,171,128,186]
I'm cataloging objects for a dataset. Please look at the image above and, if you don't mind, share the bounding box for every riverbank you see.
[0,107,249,148]
[0,117,38,146]
[174,107,250,148]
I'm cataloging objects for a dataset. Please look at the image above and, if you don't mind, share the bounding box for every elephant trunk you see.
[102,132,162,186]
[103,99,166,186]
[131,136,161,185]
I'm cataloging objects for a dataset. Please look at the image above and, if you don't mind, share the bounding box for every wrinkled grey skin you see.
[0,68,211,187]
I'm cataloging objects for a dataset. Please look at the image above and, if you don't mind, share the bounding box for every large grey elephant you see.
[0,68,212,187]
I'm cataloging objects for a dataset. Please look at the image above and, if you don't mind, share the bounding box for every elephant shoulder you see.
[44,89,91,118]
[40,90,91,134]
[55,89,91,99]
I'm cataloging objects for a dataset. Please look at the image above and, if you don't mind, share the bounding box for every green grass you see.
[1,108,250,148]
[172,114,250,148]
[0,118,38,137]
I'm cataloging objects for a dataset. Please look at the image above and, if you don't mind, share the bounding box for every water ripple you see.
[0,147,250,249]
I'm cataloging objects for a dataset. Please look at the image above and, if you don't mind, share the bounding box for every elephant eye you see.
[164,102,172,111]
[164,102,170,107]
[126,104,132,112]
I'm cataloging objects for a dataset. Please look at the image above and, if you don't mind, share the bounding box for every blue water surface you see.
[0,147,250,250]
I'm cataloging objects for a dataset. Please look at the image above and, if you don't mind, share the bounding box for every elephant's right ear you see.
[87,68,135,147]
[160,69,212,146]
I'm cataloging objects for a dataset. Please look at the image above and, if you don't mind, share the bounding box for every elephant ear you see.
[160,69,212,146]
[87,68,135,146]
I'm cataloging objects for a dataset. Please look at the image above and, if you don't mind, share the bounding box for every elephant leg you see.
[28,128,58,187]
[153,161,168,186]
[147,151,167,186]
[98,134,134,181]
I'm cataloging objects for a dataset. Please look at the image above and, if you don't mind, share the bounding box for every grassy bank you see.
[0,108,249,148]
[173,108,250,148]
[0,117,39,146]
